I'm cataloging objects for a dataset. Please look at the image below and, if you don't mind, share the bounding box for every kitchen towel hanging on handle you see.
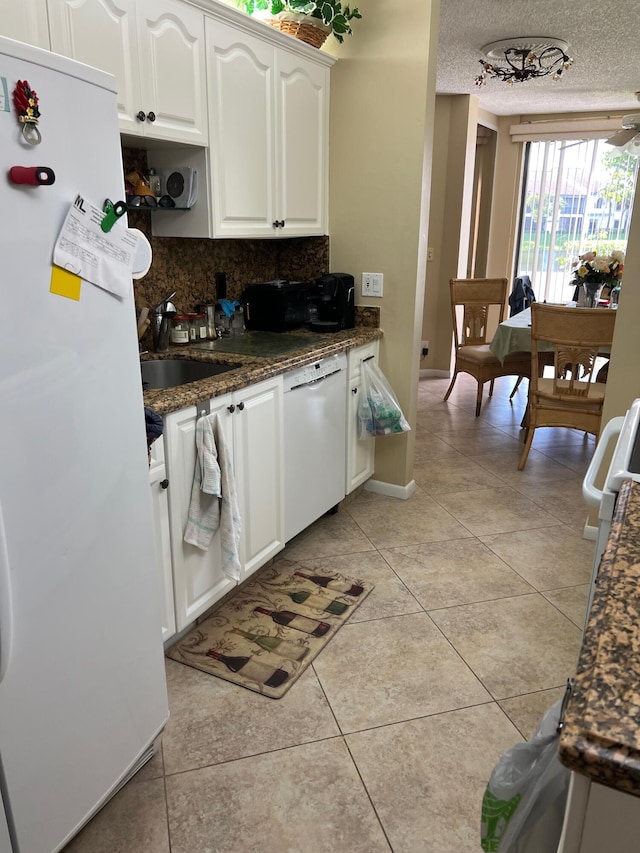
[184,413,241,581]
[357,358,411,438]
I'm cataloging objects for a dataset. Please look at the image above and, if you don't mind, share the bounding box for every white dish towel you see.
[184,412,241,581]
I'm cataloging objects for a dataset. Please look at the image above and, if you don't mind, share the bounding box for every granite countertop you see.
[142,326,383,417]
[559,479,640,796]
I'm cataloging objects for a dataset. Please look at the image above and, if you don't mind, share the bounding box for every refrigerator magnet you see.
[13,80,41,144]
[50,266,82,301]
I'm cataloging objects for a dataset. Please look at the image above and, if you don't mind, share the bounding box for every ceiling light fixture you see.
[475,37,572,87]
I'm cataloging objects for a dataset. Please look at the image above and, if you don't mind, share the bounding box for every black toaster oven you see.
[240,280,311,332]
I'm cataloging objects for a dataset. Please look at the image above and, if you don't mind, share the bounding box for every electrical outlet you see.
[427,247,434,262]
[362,272,383,297]
[421,339,429,359]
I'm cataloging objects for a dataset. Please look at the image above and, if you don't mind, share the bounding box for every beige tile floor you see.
[65,374,595,853]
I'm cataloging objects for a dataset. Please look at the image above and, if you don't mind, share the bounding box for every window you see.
[515,139,638,303]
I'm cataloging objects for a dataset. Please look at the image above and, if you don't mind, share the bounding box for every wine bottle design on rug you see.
[206,649,289,689]
[285,589,349,615]
[253,607,330,637]
[230,627,310,662]
[293,571,364,596]
[167,561,374,698]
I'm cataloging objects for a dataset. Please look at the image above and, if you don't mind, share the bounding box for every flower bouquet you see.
[570,250,625,307]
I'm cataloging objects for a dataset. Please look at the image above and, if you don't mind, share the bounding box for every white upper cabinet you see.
[206,19,275,237]
[135,0,207,144]
[275,48,327,236]
[206,17,328,238]
[47,0,207,144]
[0,0,51,48]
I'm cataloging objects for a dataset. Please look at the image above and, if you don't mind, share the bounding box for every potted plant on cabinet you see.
[237,0,362,49]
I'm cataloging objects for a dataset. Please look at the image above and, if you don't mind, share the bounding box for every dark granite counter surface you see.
[559,479,640,796]
[142,326,383,417]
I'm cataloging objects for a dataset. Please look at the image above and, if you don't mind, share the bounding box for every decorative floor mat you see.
[166,558,373,698]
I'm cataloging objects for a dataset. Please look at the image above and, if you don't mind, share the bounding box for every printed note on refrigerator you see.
[53,195,137,298]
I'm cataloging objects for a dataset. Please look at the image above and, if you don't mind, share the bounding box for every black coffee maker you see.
[309,273,356,332]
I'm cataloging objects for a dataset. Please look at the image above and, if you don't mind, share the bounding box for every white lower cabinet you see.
[559,773,640,853]
[346,341,379,494]
[163,375,285,635]
[148,439,176,642]
[232,376,285,581]
[164,392,236,634]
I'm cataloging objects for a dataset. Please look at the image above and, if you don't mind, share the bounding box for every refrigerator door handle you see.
[582,416,625,508]
[0,502,13,684]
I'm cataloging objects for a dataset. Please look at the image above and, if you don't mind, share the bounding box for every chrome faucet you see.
[152,289,177,352]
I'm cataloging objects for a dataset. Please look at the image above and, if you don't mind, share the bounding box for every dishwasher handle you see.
[582,416,625,508]
[288,367,343,393]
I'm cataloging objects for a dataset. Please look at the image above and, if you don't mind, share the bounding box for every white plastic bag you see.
[357,359,411,438]
[480,695,571,852]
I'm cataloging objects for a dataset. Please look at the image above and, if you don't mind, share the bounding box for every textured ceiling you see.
[437,0,640,118]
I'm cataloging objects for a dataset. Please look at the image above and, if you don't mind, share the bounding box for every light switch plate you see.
[362,272,384,297]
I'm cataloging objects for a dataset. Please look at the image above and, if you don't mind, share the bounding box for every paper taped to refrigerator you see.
[53,195,137,298]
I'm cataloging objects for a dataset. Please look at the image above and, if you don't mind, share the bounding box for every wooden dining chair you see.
[518,304,617,470]
[444,278,531,416]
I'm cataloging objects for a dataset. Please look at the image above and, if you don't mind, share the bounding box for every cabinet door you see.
[148,445,176,642]
[232,376,285,579]
[164,397,236,632]
[1,0,50,48]
[346,343,378,493]
[136,0,208,145]
[47,0,142,133]
[275,49,328,236]
[206,18,277,238]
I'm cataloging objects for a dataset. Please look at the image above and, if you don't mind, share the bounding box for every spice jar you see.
[170,315,190,345]
[194,312,208,341]
[185,313,199,343]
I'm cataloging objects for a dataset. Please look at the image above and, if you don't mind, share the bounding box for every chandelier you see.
[475,37,572,87]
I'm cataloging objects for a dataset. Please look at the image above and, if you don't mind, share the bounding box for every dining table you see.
[490,305,615,364]
[490,306,540,364]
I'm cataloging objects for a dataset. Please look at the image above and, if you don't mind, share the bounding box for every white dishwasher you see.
[283,352,347,542]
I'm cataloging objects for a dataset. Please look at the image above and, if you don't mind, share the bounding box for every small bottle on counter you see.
[185,313,199,343]
[170,315,191,345]
[195,312,208,341]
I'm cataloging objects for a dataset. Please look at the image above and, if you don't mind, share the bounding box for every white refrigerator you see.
[0,38,169,853]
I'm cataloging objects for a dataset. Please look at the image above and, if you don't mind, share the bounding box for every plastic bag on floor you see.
[480,689,571,852]
[357,359,410,438]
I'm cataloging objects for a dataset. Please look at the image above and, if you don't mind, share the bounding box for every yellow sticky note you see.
[50,266,82,301]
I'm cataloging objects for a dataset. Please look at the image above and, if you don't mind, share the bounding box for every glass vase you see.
[609,286,621,309]
[582,282,603,308]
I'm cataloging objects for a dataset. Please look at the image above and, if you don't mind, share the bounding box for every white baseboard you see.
[419,369,450,379]
[364,479,417,500]
[582,522,598,541]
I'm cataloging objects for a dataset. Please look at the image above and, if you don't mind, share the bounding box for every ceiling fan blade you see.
[606,127,638,146]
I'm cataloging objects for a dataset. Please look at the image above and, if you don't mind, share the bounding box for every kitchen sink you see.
[141,358,241,390]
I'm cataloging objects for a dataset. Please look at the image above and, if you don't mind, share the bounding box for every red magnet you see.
[9,166,55,186]
[13,80,42,145]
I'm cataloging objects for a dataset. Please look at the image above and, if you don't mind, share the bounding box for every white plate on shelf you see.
[129,228,152,279]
